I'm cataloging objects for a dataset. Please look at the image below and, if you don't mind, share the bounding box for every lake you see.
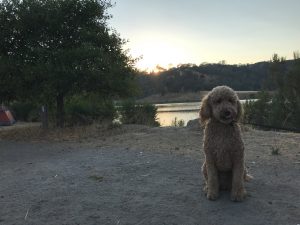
[156,100,251,127]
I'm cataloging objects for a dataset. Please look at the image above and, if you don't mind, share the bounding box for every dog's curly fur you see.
[200,86,251,202]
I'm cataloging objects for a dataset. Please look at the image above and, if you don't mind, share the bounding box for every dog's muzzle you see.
[220,110,234,122]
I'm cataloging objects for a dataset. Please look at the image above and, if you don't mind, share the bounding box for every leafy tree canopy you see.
[0,0,137,126]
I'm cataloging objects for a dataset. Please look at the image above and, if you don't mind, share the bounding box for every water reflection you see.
[156,102,199,127]
[157,111,199,127]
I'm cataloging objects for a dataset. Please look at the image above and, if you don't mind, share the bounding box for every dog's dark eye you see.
[216,98,222,104]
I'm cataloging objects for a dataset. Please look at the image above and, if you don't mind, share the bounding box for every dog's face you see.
[210,91,238,124]
[200,86,242,125]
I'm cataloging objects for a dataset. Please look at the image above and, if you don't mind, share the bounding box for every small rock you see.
[186,119,202,130]
[88,175,104,182]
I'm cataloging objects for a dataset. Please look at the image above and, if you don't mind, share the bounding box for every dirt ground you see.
[0,124,299,225]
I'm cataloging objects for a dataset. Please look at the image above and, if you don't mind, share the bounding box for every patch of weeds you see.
[171,117,185,127]
[88,175,104,182]
[271,145,280,155]
[109,119,122,129]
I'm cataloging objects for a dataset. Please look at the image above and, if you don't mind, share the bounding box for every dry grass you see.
[0,122,132,142]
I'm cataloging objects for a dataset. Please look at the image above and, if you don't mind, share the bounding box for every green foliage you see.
[65,95,116,126]
[264,54,287,90]
[137,59,300,98]
[137,62,273,97]
[269,53,300,129]
[0,0,137,127]
[243,53,300,129]
[9,102,39,122]
[243,92,271,125]
[171,117,185,127]
[120,100,160,126]
[271,145,280,155]
[243,90,300,129]
[268,94,289,127]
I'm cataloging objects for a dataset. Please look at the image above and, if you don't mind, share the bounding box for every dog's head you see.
[199,86,242,125]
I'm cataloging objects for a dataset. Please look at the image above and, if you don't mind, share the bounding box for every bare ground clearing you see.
[0,124,299,225]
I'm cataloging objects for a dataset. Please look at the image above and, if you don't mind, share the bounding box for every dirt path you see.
[0,125,299,225]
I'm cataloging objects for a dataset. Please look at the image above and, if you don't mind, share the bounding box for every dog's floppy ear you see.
[199,94,211,125]
[236,100,243,122]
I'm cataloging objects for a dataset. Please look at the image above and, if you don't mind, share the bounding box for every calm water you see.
[156,100,251,127]
[156,102,199,127]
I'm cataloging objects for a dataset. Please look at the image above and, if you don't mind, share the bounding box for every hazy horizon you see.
[109,0,300,71]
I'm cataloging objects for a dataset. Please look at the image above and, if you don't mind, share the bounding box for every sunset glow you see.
[110,0,300,72]
[128,36,190,72]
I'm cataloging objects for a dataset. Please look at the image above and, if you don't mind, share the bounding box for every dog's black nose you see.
[224,110,231,117]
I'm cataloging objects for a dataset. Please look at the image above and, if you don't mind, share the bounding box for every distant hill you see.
[137,60,295,97]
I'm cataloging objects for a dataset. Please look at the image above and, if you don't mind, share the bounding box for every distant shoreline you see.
[137,91,259,104]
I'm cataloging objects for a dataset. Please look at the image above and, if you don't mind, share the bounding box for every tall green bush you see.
[243,91,271,125]
[244,91,300,129]
[120,100,160,126]
[9,102,39,122]
[65,95,116,126]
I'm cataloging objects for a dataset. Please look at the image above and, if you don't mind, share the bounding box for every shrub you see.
[267,53,300,129]
[243,91,271,125]
[171,117,185,127]
[65,95,116,126]
[243,90,300,130]
[268,94,289,127]
[271,145,280,155]
[9,102,39,122]
[120,100,160,126]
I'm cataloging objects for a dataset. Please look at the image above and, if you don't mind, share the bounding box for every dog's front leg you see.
[206,161,219,200]
[231,160,247,202]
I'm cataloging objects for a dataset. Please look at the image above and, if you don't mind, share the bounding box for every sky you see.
[109,0,300,71]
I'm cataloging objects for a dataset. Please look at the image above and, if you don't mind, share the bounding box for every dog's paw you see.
[207,191,219,201]
[230,189,247,202]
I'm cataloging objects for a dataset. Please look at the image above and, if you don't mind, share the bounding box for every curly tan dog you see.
[200,86,251,202]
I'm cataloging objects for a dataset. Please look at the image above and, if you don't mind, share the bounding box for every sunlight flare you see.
[129,37,189,72]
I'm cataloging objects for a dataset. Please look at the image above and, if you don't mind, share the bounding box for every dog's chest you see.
[214,146,233,171]
[205,124,241,148]
[204,123,243,170]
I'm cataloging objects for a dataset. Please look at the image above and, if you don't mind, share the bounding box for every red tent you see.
[0,107,15,126]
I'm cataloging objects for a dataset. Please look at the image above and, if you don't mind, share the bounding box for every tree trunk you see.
[56,93,65,128]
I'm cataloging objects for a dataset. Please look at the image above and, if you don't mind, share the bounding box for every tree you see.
[267,54,286,90]
[243,52,300,129]
[0,0,137,127]
[261,52,300,129]
[281,52,300,127]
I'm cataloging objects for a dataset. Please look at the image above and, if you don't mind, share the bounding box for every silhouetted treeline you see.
[137,60,295,97]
